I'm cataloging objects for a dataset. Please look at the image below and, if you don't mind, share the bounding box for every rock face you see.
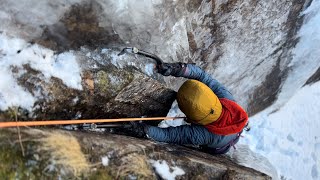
[0,0,315,179]
[12,0,309,116]
[0,0,313,115]
[0,128,270,179]
[1,60,176,120]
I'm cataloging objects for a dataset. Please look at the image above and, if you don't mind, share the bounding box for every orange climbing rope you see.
[0,117,185,128]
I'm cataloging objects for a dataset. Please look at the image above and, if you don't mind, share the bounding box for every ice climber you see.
[133,63,249,154]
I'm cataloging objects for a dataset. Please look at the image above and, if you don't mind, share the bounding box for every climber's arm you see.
[163,63,235,101]
[145,124,223,146]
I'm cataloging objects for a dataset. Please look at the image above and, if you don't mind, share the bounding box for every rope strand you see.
[0,117,185,128]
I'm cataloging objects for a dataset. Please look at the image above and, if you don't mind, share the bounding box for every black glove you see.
[129,121,149,138]
[157,63,187,76]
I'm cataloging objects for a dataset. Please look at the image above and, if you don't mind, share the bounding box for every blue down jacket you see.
[145,64,239,152]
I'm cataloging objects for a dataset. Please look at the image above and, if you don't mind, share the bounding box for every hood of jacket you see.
[205,98,248,135]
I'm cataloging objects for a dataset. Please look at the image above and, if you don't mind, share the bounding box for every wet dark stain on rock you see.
[186,0,202,12]
[218,0,240,14]
[35,1,123,52]
[247,0,308,116]
[186,1,225,66]
[304,67,320,86]
[187,31,197,54]
[285,0,309,48]
[201,10,225,65]
[247,60,283,116]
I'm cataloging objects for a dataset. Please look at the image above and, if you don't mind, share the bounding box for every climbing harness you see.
[201,131,243,154]
[0,117,185,128]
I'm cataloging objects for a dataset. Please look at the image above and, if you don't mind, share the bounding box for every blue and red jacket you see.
[145,64,248,153]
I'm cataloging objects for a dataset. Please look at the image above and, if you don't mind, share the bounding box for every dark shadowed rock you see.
[305,67,320,86]
[35,1,124,52]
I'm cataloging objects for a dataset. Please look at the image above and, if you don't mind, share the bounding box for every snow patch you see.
[0,70,36,111]
[159,101,187,128]
[0,34,82,110]
[150,160,185,180]
[240,81,320,180]
[49,52,82,90]
[101,156,109,166]
[145,63,155,76]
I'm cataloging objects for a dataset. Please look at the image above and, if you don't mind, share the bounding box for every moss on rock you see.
[0,130,47,179]
[95,68,134,99]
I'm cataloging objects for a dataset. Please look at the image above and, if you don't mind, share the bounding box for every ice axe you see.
[118,47,164,66]
[118,47,189,78]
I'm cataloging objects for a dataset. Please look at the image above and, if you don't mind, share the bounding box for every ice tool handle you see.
[118,47,164,65]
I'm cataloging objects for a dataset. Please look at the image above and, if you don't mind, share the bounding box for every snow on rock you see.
[0,69,36,111]
[101,156,109,166]
[238,1,320,179]
[144,63,156,76]
[240,81,320,180]
[226,144,278,179]
[0,34,82,110]
[150,160,185,180]
[159,100,187,128]
[275,0,320,110]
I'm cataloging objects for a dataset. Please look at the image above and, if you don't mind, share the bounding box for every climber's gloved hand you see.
[157,62,187,76]
[129,121,149,138]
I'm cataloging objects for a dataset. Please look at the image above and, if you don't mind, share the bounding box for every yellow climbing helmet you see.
[177,80,222,125]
